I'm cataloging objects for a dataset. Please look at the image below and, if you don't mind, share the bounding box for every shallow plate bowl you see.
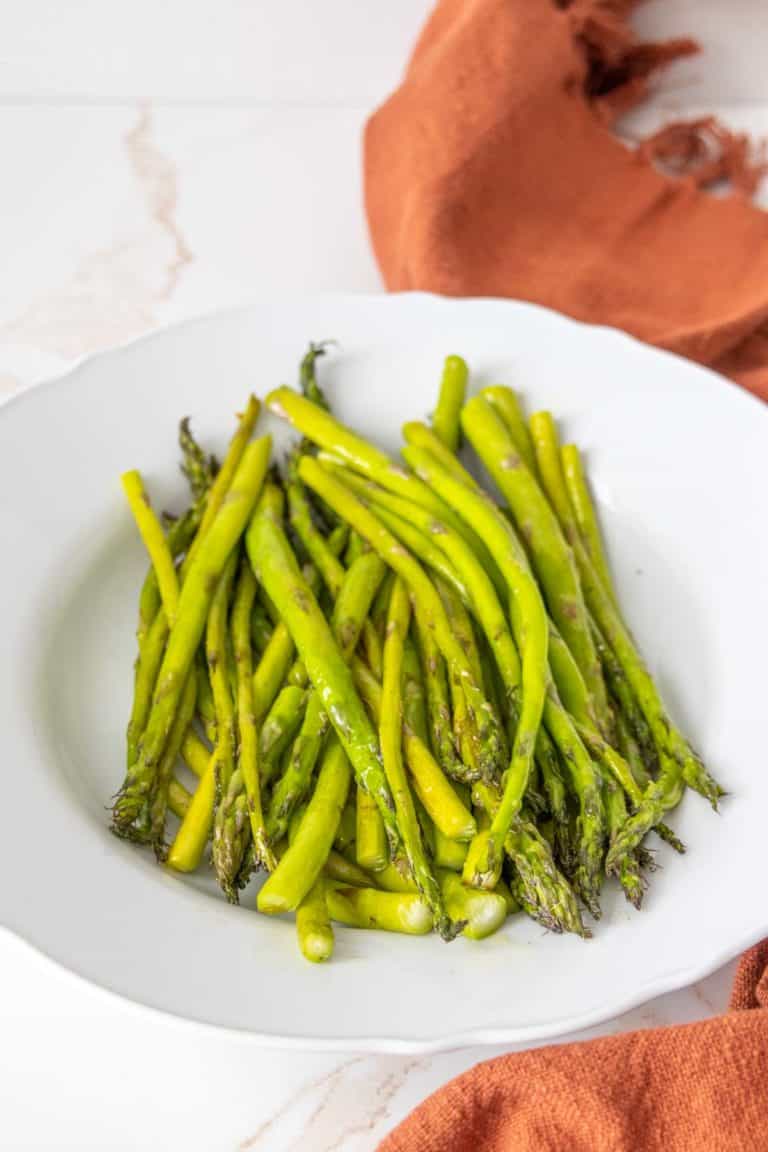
[1,294,765,1051]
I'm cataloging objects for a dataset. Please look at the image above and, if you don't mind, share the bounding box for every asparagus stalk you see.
[526,410,722,807]
[430,354,468,452]
[112,436,272,842]
[560,442,616,605]
[380,578,450,935]
[246,483,401,856]
[402,443,606,908]
[232,557,274,872]
[166,747,218,873]
[121,470,180,627]
[149,670,197,854]
[209,554,242,897]
[266,542,387,845]
[266,386,503,596]
[296,879,334,963]
[326,886,433,935]
[258,734,352,913]
[413,609,469,783]
[355,785,389,871]
[352,656,475,843]
[481,386,537,475]
[259,685,308,786]
[179,416,218,503]
[439,870,507,941]
[167,776,193,821]
[298,456,505,782]
[185,396,261,567]
[462,396,609,726]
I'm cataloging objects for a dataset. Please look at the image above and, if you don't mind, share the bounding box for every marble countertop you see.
[1,3,765,1148]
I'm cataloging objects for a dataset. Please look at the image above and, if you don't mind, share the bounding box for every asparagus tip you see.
[617,858,646,911]
[436,916,466,942]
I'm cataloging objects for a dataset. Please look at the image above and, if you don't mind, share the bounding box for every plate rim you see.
[1,292,764,1051]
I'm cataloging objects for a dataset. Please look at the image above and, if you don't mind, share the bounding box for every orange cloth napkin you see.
[379,943,768,1152]
[367,3,768,1147]
[364,0,768,400]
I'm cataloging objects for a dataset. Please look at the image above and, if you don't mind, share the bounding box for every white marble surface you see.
[0,3,765,1148]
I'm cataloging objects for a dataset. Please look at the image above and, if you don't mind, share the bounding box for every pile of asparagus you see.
[112,345,724,960]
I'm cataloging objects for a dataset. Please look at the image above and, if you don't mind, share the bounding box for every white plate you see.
[1,294,765,1052]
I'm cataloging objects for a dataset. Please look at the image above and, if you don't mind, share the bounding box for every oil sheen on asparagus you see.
[111,344,722,961]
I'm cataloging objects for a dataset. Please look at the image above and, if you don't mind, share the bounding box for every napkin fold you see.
[367,3,768,1147]
[379,944,768,1152]
[364,0,768,399]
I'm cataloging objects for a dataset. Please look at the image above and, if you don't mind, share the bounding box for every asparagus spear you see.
[246,483,401,856]
[266,542,387,845]
[560,442,616,605]
[401,420,479,485]
[299,341,333,412]
[126,610,170,771]
[209,555,242,897]
[252,526,348,718]
[590,619,658,775]
[251,600,274,654]
[523,407,723,808]
[356,785,389,871]
[296,879,334,963]
[324,849,376,888]
[149,670,197,855]
[127,500,203,765]
[232,556,274,872]
[167,776,193,821]
[180,732,210,778]
[194,654,217,743]
[436,577,482,771]
[185,396,261,566]
[481,385,537,475]
[166,749,218,873]
[266,385,503,595]
[472,781,586,936]
[258,734,352,913]
[352,656,476,842]
[112,435,271,842]
[121,470,181,627]
[331,456,567,863]
[440,870,507,941]
[462,395,609,727]
[259,685,307,786]
[401,445,604,911]
[332,551,386,657]
[287,455,347,597]
[298,456,505,782]
[334,801,356,853]
[379,578,450,935]
[413,609,469,783]
[135,507,200,649]
[135,397,259,733]
[326,887,433,935]
[402,636,429,742]
[371,503,471,606]
[601,766,645,909]
[431,355,468,452]
[179,416,218,503]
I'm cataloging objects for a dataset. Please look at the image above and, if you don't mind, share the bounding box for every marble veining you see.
[240,1057,427,1151]
[0,104,192,361]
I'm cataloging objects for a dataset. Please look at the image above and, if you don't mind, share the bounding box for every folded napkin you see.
[379,942,768,1151]
[364,0,768,399]
[367,3,768,1147]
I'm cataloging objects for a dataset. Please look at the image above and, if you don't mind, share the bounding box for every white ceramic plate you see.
[1,294,765,1052]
